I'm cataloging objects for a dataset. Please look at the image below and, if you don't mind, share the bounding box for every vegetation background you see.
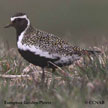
[1,0,108,46]
[0,0,108,108]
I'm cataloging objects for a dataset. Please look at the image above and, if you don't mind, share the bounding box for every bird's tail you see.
[72,46,101,56]
[81,49,101,55]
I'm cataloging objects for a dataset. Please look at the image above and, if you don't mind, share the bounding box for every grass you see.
[0,42,108,108]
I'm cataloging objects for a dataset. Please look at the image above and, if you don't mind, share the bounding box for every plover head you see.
[4,12,30,34]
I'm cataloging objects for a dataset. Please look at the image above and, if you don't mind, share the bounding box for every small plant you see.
[0,42,108,108]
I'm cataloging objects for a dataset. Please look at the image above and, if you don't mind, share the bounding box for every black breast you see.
[18,49,60,68]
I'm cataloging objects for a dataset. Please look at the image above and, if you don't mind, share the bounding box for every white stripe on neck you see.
[16,15,30,50]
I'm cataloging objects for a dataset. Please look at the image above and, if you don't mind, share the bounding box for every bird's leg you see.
[52,68,56,73]
[52,68,55,80]
[41,68,45,81]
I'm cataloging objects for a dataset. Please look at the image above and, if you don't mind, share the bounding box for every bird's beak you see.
[4,22,13,28]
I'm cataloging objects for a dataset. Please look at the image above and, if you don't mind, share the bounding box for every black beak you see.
[4,22,13,28]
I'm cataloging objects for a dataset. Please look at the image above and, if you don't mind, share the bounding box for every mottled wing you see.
[22,28,81,66]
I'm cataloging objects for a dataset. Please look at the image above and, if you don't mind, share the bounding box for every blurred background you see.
[0,0,108,47]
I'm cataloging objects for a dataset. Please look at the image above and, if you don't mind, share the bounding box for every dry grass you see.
[0,42,108,108]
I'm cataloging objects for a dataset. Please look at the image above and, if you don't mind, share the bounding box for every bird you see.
[4,12,101,80]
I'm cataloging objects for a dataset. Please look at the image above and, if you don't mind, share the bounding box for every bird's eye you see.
[14,18,21,22]
[16,18,22,21]
[13,18,22,23]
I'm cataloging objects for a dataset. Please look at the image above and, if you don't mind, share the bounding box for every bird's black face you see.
[5,18,28,30]
[5,13,30,36]
[11,18,28,30]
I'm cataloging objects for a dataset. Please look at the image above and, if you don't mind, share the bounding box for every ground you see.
[0,42,108,108]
